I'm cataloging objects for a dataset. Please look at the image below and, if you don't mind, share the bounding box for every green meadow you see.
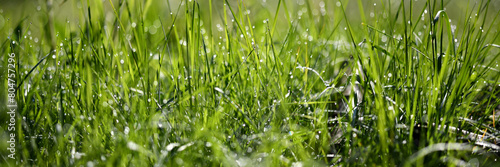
[1,0,500,166]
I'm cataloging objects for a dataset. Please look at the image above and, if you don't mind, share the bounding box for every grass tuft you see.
[1,0,500,166]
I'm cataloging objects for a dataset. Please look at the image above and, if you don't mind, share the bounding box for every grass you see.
[1,0,500,166]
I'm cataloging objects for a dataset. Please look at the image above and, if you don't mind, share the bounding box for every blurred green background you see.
[1,0,500,44]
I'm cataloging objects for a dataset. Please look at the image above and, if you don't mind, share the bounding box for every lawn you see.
[1,0,500,166]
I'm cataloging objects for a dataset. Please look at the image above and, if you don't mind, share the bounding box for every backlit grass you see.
[1,0,500,166]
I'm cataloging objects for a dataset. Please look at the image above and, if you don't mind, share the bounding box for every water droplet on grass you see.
[56,124,62,132]
[127,141,139,150]
[124,126,130,135]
